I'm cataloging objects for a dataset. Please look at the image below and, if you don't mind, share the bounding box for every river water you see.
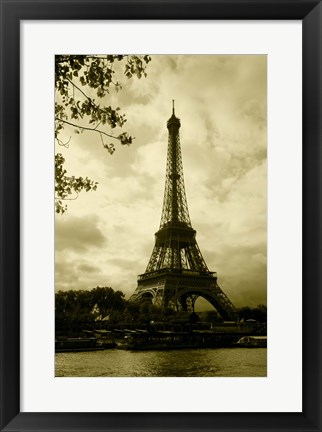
[55,348,267,377]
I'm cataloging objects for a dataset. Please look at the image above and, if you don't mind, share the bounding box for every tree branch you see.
[56,136,71,148]
[55,117,118,141]
[66,77,97,107]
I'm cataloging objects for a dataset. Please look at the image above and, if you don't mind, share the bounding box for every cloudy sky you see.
[55,55,267,308]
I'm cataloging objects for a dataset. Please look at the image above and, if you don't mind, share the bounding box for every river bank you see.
[56,323,266,352]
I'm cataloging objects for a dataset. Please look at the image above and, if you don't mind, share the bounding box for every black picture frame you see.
[1,1,321,431]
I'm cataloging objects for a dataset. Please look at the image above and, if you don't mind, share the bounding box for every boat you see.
[235,335,267,348]
[114,330,199,351]
[113,329,247,350]
[55,337,105,353]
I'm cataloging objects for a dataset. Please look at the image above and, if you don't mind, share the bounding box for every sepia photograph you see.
[55,54,267,377]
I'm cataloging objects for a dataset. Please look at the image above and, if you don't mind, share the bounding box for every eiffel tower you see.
[130,102,238,321]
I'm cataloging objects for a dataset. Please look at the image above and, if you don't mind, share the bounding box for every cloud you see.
[78,263,100,273]
[55,214,107,252]
[55,259,103,292]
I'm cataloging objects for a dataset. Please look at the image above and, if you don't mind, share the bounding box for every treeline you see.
[55,286,198,335]
[55,287,126,334]
[55,286,267,335]
[237,304,267,322]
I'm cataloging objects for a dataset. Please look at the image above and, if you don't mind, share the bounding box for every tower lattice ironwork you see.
[130,103,237,320]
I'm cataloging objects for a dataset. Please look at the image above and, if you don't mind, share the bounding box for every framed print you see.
[0,0,321,431]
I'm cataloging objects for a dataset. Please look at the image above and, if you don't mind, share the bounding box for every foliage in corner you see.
[55,55,151,213]
[55,153,98,214]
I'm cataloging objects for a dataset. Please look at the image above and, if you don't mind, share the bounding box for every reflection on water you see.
[55,348,267,377]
